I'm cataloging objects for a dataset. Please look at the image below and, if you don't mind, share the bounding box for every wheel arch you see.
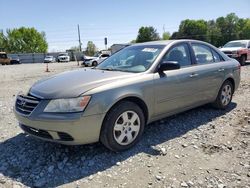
[224,77,235,93]
[102,95,149,126]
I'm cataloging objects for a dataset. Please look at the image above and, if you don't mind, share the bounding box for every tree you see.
[162,32,170,40]
[3,27,48,53]
[216,13,240,46]
[85,41,97,56]
[177,19,208,41]
[206,20,222,47]
[136,26,160,43]
[69,46,80,51]
[240,18,250,39]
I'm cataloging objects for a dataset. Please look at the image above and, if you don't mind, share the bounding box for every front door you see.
[153,43,202,117]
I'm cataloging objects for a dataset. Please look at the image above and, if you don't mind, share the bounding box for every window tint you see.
[0,54,7,58]
[162,43,191,67]
[211,49,223,62]
[192,44,213,64]
[101,54,110,58]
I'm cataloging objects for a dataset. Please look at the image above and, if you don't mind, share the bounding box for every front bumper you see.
[14,109,105,145]
[58,58,69,62]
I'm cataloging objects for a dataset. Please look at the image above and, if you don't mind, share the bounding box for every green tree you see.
[4,27,48,53]
[69,46,80,51]
[85,41,97,56]
[162,32,170,40]
[216,13,240,45]
[136,26,160,43]
[241,18,250,39]
[206,20,222,47]
[177,19,208,41]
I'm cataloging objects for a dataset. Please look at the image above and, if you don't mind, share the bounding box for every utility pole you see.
[163,24,166,33]
[77,24,82,52]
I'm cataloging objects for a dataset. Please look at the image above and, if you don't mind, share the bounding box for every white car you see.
[57,53,70,62]
[44,56,55,63]
[84,54,110,67]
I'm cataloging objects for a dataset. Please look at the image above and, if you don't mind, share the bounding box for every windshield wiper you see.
[97,67,116,71]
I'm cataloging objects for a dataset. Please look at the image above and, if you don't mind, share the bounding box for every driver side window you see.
[162,43,191,67]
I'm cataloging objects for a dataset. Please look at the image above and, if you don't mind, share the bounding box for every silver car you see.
[14,40,241,151]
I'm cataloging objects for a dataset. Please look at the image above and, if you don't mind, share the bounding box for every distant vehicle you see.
[0,52,11,65]
[44,56,56,63]
[111,44,130,54]
[57,53,70,62]
[10,56,21,64]
[83,53,110,67]
[14,40,240,151]
[220,40,250,65]
[0,52,20,65]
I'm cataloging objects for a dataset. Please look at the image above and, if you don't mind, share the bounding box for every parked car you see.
[83,53,110,67]
[0,52,11,65]
[44,56,56,63]
[0,52,21,65]
[10,57,21,64]
[220,40,250,65]
[14,40,240,151]
[57,53,70,62]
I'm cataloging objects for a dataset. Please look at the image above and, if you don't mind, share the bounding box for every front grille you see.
[222,51,231,54]
[16,93,41,116]
[20,124,53,139]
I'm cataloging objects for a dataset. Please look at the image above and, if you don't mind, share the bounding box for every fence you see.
[8,51,84,64]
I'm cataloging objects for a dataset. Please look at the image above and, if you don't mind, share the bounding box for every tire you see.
[212,80,233,109]
[239,55,246,66]
[92,61,98,67]
[100,101,145,152]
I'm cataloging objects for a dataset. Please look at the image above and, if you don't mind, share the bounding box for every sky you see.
[1,0,249,52]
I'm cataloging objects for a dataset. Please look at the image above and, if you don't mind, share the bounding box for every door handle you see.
[189,73,199,78]
[218,68,225,72]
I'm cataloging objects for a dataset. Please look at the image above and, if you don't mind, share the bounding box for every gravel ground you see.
[0,62,249,188]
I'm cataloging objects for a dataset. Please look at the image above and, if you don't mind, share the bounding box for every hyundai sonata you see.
[14,40,241,151]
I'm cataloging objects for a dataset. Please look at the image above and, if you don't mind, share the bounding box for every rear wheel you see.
[212,80,233,109]
[239,55,246,66]
[100,101,145,152]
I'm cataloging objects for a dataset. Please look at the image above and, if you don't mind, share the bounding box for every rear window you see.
[0,54,7,58]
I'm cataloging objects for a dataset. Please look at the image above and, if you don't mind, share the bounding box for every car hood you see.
[30,68,135,99]
[220,47,245,51]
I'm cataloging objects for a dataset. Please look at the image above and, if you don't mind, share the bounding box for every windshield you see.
[59,53,68,56]
[96,45,164,73]
[46,56,53,58]
[224,41,247,48]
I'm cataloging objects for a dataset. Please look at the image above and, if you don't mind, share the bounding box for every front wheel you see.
[212,80,233,109]
[92,61,98,67]
[100,101,145,152]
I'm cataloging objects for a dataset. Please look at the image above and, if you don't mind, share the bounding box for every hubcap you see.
[221,84,232,106]
[113,111,140,145]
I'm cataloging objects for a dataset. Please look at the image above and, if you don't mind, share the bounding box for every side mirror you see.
[158,61,180,72]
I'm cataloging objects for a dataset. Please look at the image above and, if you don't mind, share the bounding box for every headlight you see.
[44,96,91,113]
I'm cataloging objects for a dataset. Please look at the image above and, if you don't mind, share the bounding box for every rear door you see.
[190,43,225,101]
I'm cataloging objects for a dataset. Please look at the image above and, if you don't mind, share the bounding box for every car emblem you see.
[20,100,26,107]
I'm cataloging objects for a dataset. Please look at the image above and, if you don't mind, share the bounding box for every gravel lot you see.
[0,62,249,188]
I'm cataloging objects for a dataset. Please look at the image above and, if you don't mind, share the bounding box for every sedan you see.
[83,54,110,67]
[44,56,56,63]
[14,40,241,151]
